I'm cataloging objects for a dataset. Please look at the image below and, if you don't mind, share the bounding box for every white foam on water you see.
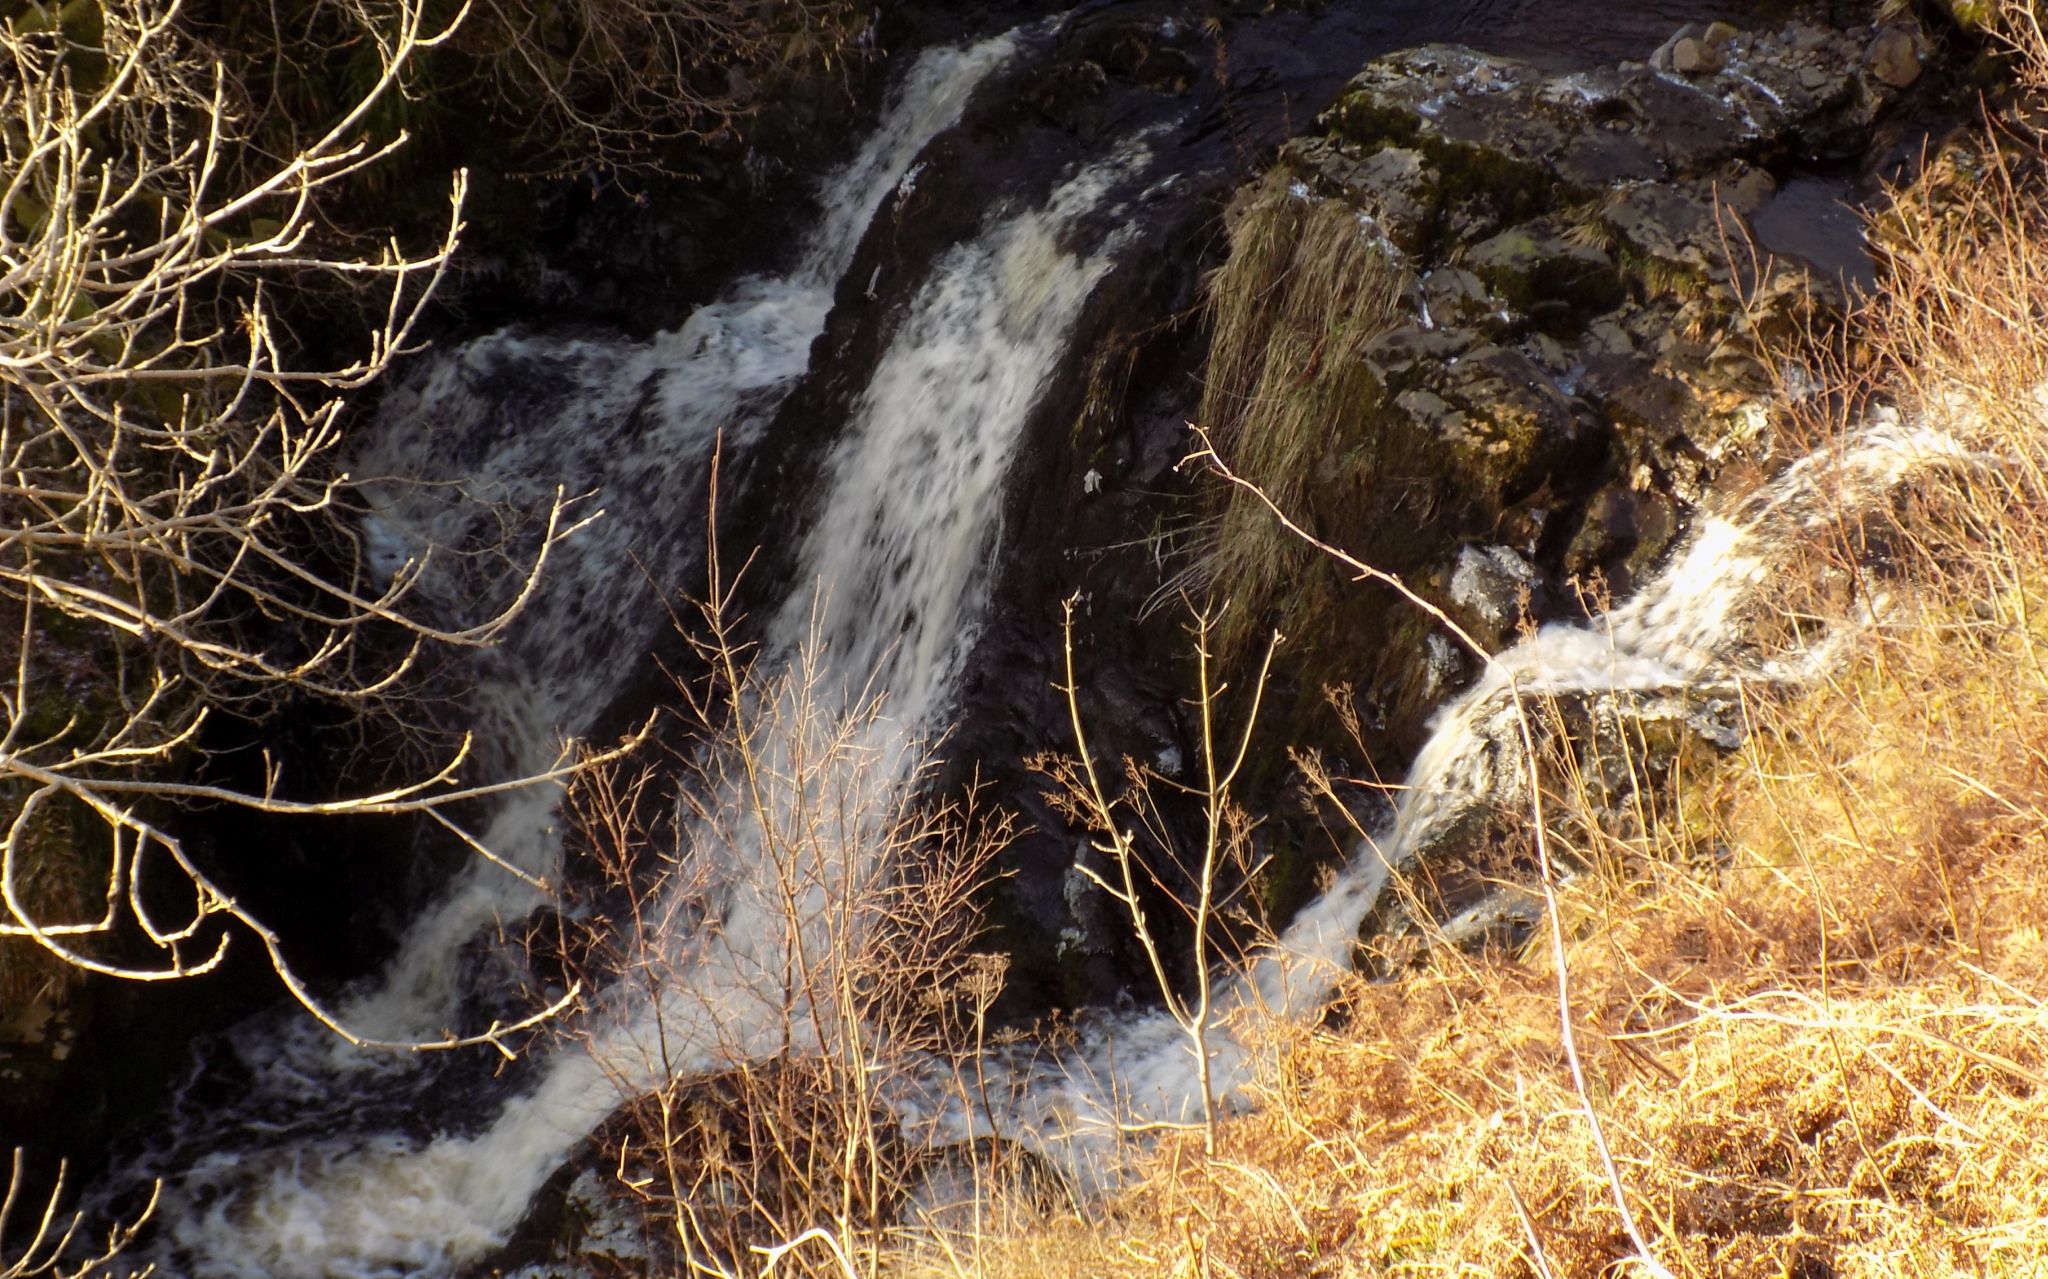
[322,33,1020,1053]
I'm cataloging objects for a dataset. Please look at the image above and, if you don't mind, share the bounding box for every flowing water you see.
[95,7,1967,1274]
[128,30,1169,1278]
[966,417,1971,1193]
[331,32,1021,1052]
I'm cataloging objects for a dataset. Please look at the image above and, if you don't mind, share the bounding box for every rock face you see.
[1222,17,1930,745]
[911,8,1962,1010]
[1095,13,1950,937]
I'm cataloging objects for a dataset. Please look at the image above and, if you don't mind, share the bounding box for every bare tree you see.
[0,0,607,1046]
[1034,597,1281,1154]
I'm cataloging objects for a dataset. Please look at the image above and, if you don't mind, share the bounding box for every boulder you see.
[1449,544,1546,648]
[1378,343,1597,504]
[1462,220,1624,319]
[1651,24,1703,73]
[1182,8,1943,821]
[1420,266,1503,334]
[1289,138,1441,254]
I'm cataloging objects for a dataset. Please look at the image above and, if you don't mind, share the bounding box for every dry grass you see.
[1190,172,1408,656]
[915,10,2048,1279]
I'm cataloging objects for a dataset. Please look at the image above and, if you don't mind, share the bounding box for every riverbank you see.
[913,12,2048,1278]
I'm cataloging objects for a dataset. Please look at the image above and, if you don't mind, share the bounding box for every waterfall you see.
[137,38,1162,1274]
[983,417,1970,1192]
[89,9,1967,1272]
[327,31,1022,1052]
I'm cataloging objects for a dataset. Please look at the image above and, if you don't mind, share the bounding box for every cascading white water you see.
[981,417,1971,1191]
[128,28,1015,1270]
[145,68,1159,1277]
[320,33,1020,1052]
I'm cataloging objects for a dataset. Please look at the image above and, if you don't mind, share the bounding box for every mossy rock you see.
[1376,342,1597,504]
[1419,267,1503,335]
[1601,184,1733,302]
[1321,85,1423,151]
[1286,139,1441,255]
[1462,220,1624,318]
[1362,325,1476,394]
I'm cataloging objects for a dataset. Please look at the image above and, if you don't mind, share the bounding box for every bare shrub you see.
[0,1149,148,1279]
[547,551,1013,1277]
[1032,597,1281,1153]
[450,0,867,179]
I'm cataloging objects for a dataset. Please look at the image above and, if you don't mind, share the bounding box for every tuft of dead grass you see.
[1191,172,1409,657]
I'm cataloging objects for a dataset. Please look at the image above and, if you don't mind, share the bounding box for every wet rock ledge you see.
[1212,14,1946,743]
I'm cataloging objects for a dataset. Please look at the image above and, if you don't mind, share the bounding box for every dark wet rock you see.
[1382,343,1599,504]
[1172,8,1944,835]
[1419,266,1501,335]
[1290,26,1906,289]
[1563,485,1680,594]
[0,991,79,1137]
[1447,544,1544,649]
[1288,140,1439,253]
[1364,324,1477,387]
[1752,175,1879,294]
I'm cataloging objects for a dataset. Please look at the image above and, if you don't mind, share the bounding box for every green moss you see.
[1325,89,1422,149]
[1945,0,1999,32]
[1423,138,1555,222]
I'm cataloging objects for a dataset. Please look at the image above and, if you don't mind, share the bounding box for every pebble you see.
[1868,27,1921,88]
[1671,37,1721,76]
[1651,23,1700,73]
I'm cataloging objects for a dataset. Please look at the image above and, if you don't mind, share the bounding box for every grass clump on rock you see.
[1194,171,1407,659]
